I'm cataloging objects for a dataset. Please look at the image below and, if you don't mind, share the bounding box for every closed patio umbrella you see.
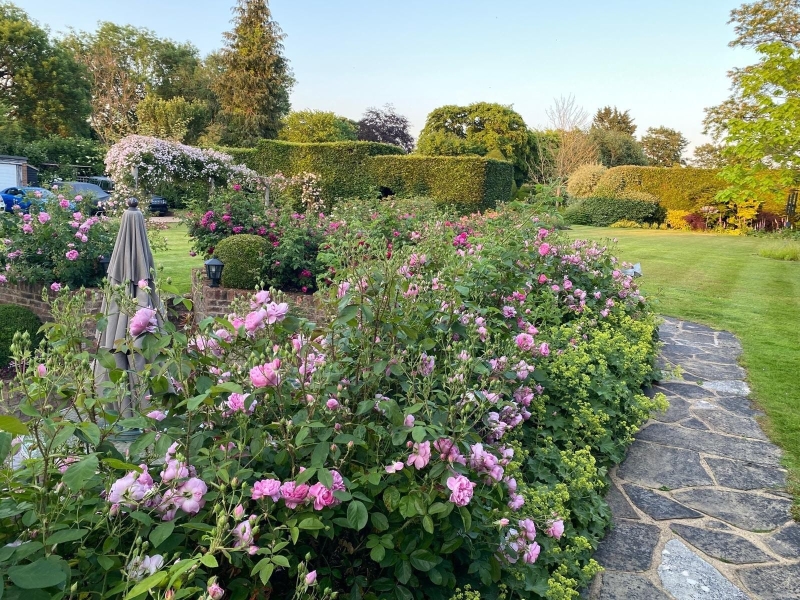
[94,198,166,420]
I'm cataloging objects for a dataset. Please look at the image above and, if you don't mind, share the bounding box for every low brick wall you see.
[191,269,329,323]
[0,281,103,322]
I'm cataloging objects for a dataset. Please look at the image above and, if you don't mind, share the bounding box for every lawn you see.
[151,223,204,294]
[570,226,800,498]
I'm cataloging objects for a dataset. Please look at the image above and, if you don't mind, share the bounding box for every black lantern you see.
[204,258,224,288]
[99,255,111,276]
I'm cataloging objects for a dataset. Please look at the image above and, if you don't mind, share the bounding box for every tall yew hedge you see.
[226,140,513,210]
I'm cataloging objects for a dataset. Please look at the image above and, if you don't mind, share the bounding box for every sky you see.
[21,0,756,153]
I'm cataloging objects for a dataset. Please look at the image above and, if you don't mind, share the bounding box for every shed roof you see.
[0,155,28,164]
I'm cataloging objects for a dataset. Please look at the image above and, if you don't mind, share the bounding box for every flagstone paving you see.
[584,318,800,600]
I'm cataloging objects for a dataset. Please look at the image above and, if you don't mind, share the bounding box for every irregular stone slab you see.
[598,572,671,600]
[681,362,747,382]
[765,523,800,558]
[701,380,750,396]
[739,562,800,599]
[673,331,717,345]
[593,521,660,572]
[716,396,762,418]
[622,484,702,520]
[706,520,732,531]
[706,457,787,491]
[658,539,749,600]
[655,382,715,399]
[670,523,772,564]
[606,481,639,520]
[653,396,691,423]
[678,321,718,334]
[636,423,782,466]
[690,408,768,441]
[671,489,792,532]
[617,440,714,490]
[680,417,709,430]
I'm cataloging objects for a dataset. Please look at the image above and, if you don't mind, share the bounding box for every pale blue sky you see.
[21,0,754,151]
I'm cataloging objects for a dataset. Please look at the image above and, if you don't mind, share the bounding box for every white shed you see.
[0,156,28,189]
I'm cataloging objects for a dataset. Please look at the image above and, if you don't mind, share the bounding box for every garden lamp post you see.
[99,255,111,276]
[205,258,224,288]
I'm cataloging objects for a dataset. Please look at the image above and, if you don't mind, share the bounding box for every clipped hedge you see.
[227,140,513,211]
[563,197,667,227]
[368,154,512,210]
[0,305,43,366]
[214,234,268,290]
[226,140,404,200]
[593,166,723,211]
[566,164,608,199]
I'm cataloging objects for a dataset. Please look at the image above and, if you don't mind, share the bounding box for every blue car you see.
[1,187,66,212]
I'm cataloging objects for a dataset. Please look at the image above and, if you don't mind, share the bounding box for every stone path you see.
[584,317,800,600]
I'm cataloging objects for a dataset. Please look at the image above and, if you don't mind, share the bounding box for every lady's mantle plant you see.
[0,204,662,600]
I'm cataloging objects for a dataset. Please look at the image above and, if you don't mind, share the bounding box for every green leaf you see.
[200,554,218,568]
[411,426,426,443]
[295,467,317,484]
[8,558,67,589]
[77,422,101,446]
[428,502,448,515]
[398,495,417,519]
[429,567,444,585]
[318,468,333,489]
[102,458,142,472]
[347,500,368,531]
[51,423,76,448]
[310,442,329,467]
[370,545,386,562]
[187,393,209,410]
[0,416,28,436]
[124,571,168,599]
[129,431,156,457]
[271,555,290,568]
[394,559,412,585]
[410,549,439,572]
[96,554,114,571]
[130,511,153,526]
[294,427,310,447]
[298,517,325,530]
[440,537,463,554]
[335,304,360,325]
[44,528,87,545]
[395,585,413,600]
[383,486,400,512]
[61,453,98,492]
[422,515,434,534]
[150,522,175,549]
[0,432,12,463]
[459,505,472,531]
[370,512,389,531]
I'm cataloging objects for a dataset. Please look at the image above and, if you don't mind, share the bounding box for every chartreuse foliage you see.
[563,197,666,227]
[226,140,513,211]
[0,204,661,600]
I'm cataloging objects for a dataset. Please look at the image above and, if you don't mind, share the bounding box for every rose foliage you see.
[0,190,118,287]
[0,203,663,600]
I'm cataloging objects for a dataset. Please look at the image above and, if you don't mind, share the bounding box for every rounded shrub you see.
[566,163,607,198]
[563,197,667,227]
[0,305,43,366]
[666,209,693,230]
[213,234,268,290]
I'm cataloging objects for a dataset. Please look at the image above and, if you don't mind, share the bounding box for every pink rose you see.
[37,212,50,224]
[252,478,282,502]
[22,224,33,234]
[50,282,61,292]
[385,461,405,474]
[508,493,524,511]
[337,281,350,298]
[538,342,550,357]
[406,440,431,469]
[207,581,225,600]
[244,309,266,334]
[305,570,317,585]
[515,333,534,351]
[446,474,476,506]
[176,477,207,514]
[519,518,536,541]
[232,520,253,548]
[36,364,47,377]
[59,199,70,209]
[223,393,256,416]
[308,482,336,510]
[265,302,289,324]
[404,414,415,427]
[546,519,564,539]
[129,307,157,336]
[249,359,281,388]
[147,410,167,421]
[523,542,541,564]
[251,290,271,308]
[538,243,550,256]
[325,398,339,410]
[137,279,149,290]
[280,481,309,509]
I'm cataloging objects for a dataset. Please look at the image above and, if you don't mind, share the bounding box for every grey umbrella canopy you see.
[94,199,165,420]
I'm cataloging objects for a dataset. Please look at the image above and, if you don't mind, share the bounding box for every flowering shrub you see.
[0,204,662,600]
[105,135,265,199]
[0,190,118,287]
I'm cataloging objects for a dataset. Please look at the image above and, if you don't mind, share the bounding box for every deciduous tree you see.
[590,128,646,168]
[278,110,357,143]
[641,126,689,166]
[357,105,414,152]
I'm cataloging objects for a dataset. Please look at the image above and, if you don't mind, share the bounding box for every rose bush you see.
[0,190,118,287]
[0,203,662,600]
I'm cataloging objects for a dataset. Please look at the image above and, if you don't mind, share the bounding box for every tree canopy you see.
[417,102,530,185]
[591,106,637,135]
[357,105,414,152]
[590,129,647,168]
[278,110,357,143]
[213,0,293,145]
[0,3,91,140]
[641,126,689,167]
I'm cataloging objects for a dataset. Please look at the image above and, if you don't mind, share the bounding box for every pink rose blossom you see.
[325,398,339,410]
[252,478,282,502]
[147,410,167,421]
[36,364,47,377]
[175,477,207,514]
[538,342,550,357]
[59,199,70,209]
[280,481,309,509]
[223,393,256,416]
[418,353,435,376]
[515,333,534,351]
[305,571,317,585]
[523,542,541,564]
[37,212,50,224]
[137,279,149,290]
[251,290,271,308]
[244,309,266,334]
[404,414,415,427]
[406,440,431,469]
[538,243,551,256]
[385,461,405,474]
[207,581,225,600]
[519,518,536,541]
[50,282,61,292]
[265,302,289,324]
[446,474,476,506]
[129,307,157,336]
[249,359,281,388]
[232,520,253,548]
[508,493,524,511]
[546,519,564,539]
[308,482,336,510]
[22,224,33,234]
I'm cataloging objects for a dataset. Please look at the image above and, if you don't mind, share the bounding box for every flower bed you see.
[0,204,662,600]
[0,190,117,288]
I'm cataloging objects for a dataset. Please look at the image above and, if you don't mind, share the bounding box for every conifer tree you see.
[214,0,293,145]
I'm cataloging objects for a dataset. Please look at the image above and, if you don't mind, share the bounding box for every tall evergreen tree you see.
[591,106,637,135]
[214,0,293,145]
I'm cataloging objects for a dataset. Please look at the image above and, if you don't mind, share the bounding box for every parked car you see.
[0,187,46,212]
[55,182,110,214]
[149,195,169,216]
